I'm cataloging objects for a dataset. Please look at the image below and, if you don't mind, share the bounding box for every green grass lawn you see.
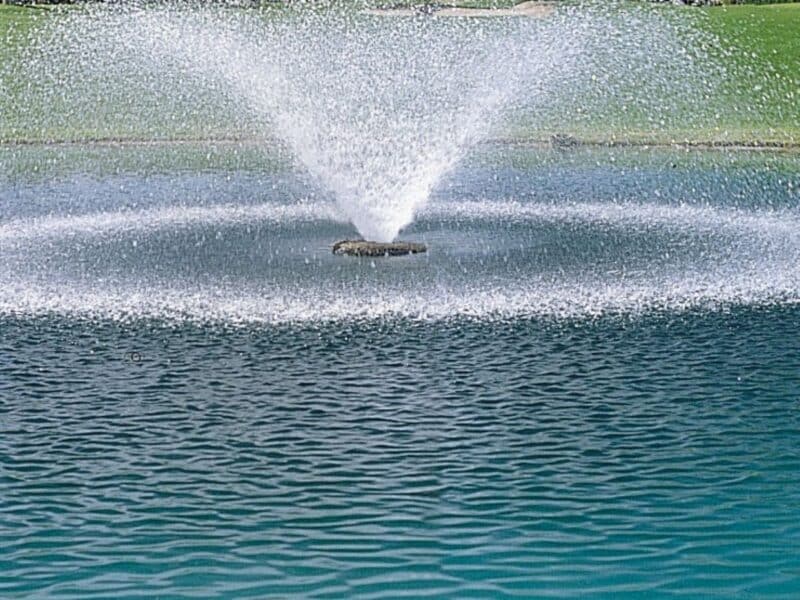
[507,2,800,145]
[1,4,59,139]
[695,2,799,144]
[0,3,46,39]
[1,2,798,146]
[0,4,39,58]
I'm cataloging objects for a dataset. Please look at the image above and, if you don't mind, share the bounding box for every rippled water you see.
[2,144,800,597]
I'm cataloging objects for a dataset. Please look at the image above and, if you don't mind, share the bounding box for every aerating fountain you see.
[3,2,800,598]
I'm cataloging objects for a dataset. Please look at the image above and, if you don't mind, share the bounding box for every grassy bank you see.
[508,2,800,146]
[1,2,798,146]
[695,2,799,144]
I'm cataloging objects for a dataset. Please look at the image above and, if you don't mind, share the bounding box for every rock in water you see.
[332,240,427,257]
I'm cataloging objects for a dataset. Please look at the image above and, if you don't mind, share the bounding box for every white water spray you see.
[18,3,637,241]
[3,2,773,326]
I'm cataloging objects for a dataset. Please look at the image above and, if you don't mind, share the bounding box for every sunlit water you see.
[2,143,800,597]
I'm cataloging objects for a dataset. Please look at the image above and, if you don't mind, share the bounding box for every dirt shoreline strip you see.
[2,136,798,152]
[364,1,555,18]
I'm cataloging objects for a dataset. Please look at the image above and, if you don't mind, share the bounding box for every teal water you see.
[1,144,800,597]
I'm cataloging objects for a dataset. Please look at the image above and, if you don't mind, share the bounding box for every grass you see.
[0,2,798,146]
[507,2,800,145]
[696,2,800,143]
[1,4,56,137]
[0,4,39,54]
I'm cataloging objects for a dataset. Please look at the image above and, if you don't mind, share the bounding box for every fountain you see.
[3,5,800,598]
[5,1,721,244]
[1,0,795,323]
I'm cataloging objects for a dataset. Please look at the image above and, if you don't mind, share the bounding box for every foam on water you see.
[1,199,798,244]
[0,202,343,244]
[2,262,798,325]
[2,197,798,324]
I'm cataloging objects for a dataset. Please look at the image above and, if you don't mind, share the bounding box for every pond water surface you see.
[1,143,799,598]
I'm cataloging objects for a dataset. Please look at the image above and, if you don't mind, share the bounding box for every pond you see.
[2,142,799,598]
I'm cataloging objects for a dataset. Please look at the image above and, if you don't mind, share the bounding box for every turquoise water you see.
[2,144,800,597]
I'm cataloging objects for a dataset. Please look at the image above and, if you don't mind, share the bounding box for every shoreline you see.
[364,1,555,19]
[2,135,799,152]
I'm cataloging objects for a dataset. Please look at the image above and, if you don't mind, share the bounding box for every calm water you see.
[2,144,800,598]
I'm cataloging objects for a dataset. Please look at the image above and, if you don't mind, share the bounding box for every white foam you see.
[1,198,799,323]
[0,202,342,244]
[2,267,797,325]
[2,200,797,245]
[431,200,800,238]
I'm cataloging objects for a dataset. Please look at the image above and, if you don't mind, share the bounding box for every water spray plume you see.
[17,1,719,242]
[3,2,781,326]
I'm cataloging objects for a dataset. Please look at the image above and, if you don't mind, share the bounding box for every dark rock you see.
[645,0,721,5]
[332,240,427,257]
[550,133,580,148]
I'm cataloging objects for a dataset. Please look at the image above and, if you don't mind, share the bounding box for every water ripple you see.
[2,310,800,597]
